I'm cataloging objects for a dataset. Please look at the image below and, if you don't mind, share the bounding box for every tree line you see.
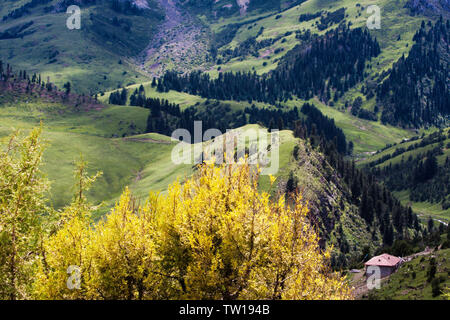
[112,83,350,154]
[369,145,449,210]
[157,25,380,105]
[366,130,449,168]
[0,62,102,109]
[291,123,422,260]
[2,0,52,21]
[364,130,450,210]
[377,18,450,127]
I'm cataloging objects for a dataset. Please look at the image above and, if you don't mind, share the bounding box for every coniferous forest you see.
[377,18,450,127]
[158,25,380,105]
[0,0,450,304]
[367,130,450,210]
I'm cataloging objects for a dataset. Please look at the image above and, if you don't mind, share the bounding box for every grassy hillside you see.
[99,81,207,110]
[205,0,429,80]
[103,81,417,159]
[105,0,428,160]
[2,0,444,143]
[1,0,445,261]
[359,128,450,168]
[0,99,194,217]
[280,137,378,266]
[394,190,450,223]
[286,98,416,156]
[0,97,298,218]
[0,0,164,93]
[195,0,444,138]
[360,129,450,222]
[1,0,439,95]
[368,249,450,300]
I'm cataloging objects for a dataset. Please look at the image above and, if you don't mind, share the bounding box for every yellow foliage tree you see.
[443,286,450,300]
[86,188,163,299]
[34,158,352,300]
[33,158,101,299]
[156,160,353,300]
[0,127,49,300]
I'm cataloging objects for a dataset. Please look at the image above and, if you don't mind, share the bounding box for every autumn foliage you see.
[1,129,353,300]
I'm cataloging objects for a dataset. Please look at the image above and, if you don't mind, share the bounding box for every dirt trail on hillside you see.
[136,0,210,78]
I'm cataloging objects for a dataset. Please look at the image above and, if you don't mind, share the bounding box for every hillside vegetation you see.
[0,100,193,216]
[0,129,353,300]
[0,64,194,214]
[0,0,164,93]
[369,248,450,300]
[0,0,449,301]
[362,129,450,222]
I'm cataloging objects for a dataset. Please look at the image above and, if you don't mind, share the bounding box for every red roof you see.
[364,254,401,267]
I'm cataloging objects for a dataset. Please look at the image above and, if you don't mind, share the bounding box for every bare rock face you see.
[405,0,450,17]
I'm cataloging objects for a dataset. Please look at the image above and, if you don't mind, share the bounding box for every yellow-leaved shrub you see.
[0,127,48,300]
[33,158,99,300]
[34,158,352,300]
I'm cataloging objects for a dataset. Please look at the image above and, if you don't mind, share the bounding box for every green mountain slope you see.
[1,95,421,267]
[0,0,164,93]
[1,0,447,272]
[0,99,193,216]
[203,0,430,79]
[278,138,377,267]
[361,129,450,223]
[0,0,442,94]
[368,248,450,300]
[103,83,417,160]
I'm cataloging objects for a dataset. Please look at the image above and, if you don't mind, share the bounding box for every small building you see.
[364,253,403,278]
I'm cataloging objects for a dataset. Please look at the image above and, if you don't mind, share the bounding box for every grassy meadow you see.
[0,100,298,218]
[0,0,163,93]
[0,100,193,218]
[206,0,427,80]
